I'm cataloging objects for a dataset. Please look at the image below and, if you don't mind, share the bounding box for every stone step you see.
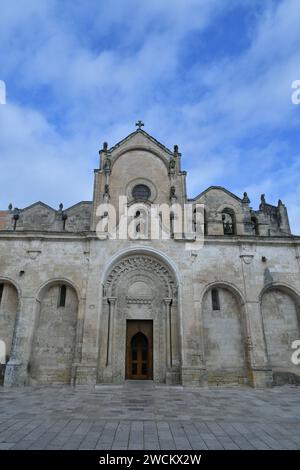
[124,380,155,389]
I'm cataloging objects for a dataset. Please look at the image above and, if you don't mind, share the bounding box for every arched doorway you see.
[98,253,180,384]
[126,322,153,380]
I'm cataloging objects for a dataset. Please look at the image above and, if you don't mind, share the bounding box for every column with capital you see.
[163,297,181,384]
[164,298,172,371]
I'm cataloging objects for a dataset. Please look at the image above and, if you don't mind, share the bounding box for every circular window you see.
[132,184,151,200]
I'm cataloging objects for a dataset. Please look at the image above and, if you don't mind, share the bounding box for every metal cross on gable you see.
[135,120,144,129]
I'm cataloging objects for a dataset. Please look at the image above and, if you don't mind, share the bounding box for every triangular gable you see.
[20,201,57,213]
[64,201,92,212]
[188,186,242,203]
[108,129,173,156]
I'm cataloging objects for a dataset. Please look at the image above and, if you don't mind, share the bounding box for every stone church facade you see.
[0,126,299,388]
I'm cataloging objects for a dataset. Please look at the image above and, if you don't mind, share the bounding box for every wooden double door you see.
[126,320,153,380]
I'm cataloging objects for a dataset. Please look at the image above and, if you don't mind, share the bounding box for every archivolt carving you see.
[105,255,176,297]
[126,297,152,305]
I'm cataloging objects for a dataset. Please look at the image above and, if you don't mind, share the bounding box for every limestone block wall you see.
[30,284,78,384]
[64,202,92,232]
[14,203,57,231]
[0,234,89,386]
[2,202,92,233]
[0,233,299,387]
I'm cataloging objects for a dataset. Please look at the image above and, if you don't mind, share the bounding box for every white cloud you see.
[0,0,299,233]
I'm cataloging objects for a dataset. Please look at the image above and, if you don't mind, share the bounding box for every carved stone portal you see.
[98,254,181,384]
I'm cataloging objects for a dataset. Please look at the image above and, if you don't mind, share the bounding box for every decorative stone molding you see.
[240,254,254,264]
[125,178,157,203]
[105,254,176,297]
[126,297,152,305]
[27,250,41,260]
[99,253,180,385]
[245,335,253,350]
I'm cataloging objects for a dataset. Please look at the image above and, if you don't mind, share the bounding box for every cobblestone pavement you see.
[0,381,299,450]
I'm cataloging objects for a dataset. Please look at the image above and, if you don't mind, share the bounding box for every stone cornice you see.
[0,230,299,247]
[0,231,89,241]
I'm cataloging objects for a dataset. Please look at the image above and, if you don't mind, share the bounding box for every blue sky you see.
[0,0,300,233]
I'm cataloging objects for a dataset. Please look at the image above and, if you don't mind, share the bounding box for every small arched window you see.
[222,209,236,235]
[251,216,259,236]
[211,289,220,311]
[193,207,208,235]
[170,212,174,239]
[133,208,147,237]
[204,209,208,235]
[58,285,67,307]
[0,283,3,305]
